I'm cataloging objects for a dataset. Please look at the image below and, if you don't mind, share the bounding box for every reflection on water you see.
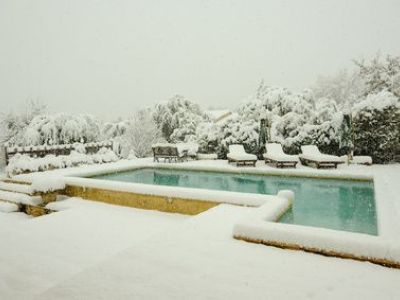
[94,168,377,235]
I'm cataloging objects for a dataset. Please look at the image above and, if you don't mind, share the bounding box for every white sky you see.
[0,0,399,119]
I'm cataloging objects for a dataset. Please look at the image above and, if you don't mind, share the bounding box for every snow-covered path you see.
[37,204,400,300]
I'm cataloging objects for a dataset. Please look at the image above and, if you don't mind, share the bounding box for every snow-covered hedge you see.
[6,148,118,176]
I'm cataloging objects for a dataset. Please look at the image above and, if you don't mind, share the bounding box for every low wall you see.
[64,185,219,215]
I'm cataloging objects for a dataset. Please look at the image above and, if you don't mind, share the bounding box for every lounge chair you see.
[299,145,344,169]
[227,144,257,167]
[263,143,298,168]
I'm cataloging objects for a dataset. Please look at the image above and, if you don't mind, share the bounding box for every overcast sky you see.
[0,0,399,119]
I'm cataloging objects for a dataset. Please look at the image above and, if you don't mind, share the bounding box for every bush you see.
[353,91,400,163]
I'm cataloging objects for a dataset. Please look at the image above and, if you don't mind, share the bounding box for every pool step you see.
[0,201,19,213]
[0,190,43,206]
[0,180,57,216]
[0,181,33,194]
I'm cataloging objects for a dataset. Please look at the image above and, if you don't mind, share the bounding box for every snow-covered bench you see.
[299,145,344,169]
[152,144,187,163]
[227,144,257,167]
[263,143,298,168]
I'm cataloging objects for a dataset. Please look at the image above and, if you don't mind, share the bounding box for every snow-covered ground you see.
[1,159,399,299]
[0,198,188,299]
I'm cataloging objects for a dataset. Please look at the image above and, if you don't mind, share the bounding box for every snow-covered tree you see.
[354,54,400,97]
[120,109,163,158]
[313,69,364,106]
[313,98,339,124]
[19,113,101,146]
[339,114,354,158]
[102,120,129,140]
[153,95,203,142]
[353,91,400,163]
[0,100,47,145]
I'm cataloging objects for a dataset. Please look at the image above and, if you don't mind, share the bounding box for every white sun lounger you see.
[227,144,257,167]
[263,143,298,168]
[299,145,344,169]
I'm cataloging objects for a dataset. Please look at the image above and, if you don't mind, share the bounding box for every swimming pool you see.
[92,168,377,235]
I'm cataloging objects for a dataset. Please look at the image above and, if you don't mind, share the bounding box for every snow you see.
[6,148,118,176]
[0,160,399,298]
[0,181,33,194]
[300,145,342,162]
[0,190,42,205]
[36,204,400,299]
[31,176,65,193]
[264,143,299,162]
[352,156,373,165]
[0,201,19,213]
[197,153,218,160]
[17,113,101,146]
[0,198,187,299]
[353,90,399,113]
[227,144,257,161]
[205,109,231,122]
[227,152,257,161]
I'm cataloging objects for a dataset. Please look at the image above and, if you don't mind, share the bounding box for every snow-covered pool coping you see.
[233,198,400,269]
[12,159,399,237]
[64,176,271,207]
[13,158,374,181]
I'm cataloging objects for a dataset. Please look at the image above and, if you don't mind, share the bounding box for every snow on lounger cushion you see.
[263,143,298,162]
[227,145,257,161]
[300,145,342,162]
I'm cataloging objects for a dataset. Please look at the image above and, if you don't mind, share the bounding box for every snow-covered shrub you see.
[353,91,400,163]
[153,95,204,142]
[95,147,119,163]
[195,121,223,154]
[18,113,101,146]
[120,109,163,158]
[73,143,86,154]
[220,116,259,156]
[6,148,119,176]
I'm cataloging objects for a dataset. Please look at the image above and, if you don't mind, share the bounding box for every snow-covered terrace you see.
[1,159,400,298]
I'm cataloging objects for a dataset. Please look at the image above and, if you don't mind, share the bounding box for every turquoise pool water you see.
[92,168,377,235]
